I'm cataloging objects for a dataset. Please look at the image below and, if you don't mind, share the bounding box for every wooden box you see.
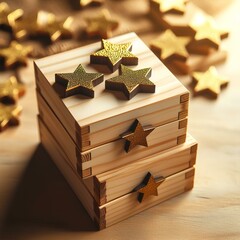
[38,116,196,230]
[34,32,189,178]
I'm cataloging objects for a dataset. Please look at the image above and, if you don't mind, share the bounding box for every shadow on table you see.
[1,144,97,236]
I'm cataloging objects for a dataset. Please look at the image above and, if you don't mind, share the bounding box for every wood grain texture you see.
[1,0,240,239]
[35,32,189,151]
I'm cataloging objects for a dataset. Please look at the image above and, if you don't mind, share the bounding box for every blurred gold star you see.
[85,9,119,39]
[0,41,32,69]
[80,0,104,8]
[0,2,23,32]
[0,76,26,104]
[55,64,104,98]
[135,172,165,203]
[121,119,155,152]
[91,39,138,72]
[190,15,226,49]
[152,0,188,15]
[106,65,155,100]
[192,66,229,96]
[151,30,190,61]
[0,103,22,132]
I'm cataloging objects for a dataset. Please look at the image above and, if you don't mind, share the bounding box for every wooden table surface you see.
[0,0,240,239]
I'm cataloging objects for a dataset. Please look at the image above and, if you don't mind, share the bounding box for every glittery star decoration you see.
[0,41,32,69]
[80,0,104,8]
[152,0,188,15]
[0,2,23,32]
[55,64,104,98]
[190,15,226,50]
[0,76,25,104]
[106,65,155,100]
[0,103,22,132]
[90,39,138,72]
[43,14,73,42]
[121,119,155,153]
[133,172,165,203]
[85,9,119,39]
[150,30,190,61]
[192,66,229,97]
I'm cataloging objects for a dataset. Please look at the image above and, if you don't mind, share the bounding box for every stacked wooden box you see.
[34,32,198,230]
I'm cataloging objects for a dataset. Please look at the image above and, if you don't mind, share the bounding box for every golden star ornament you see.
[80,0,104,8]
[90,39,138,72]
[121,119,155,153]
[0,103,22,132]
[134,172,165,203]
[0,41,32,69]
[152,0,188,15]
[150,30,190,61]
[190,15,227,49]
[192,66,229,97]
[0,2,23,32]
[55,64,104,98]
[106,65,155,100]
[85,9,119,39]
[0,76,26,104]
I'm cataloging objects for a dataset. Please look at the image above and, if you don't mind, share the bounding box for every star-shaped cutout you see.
[55,64,104,98]
[90,39,138,72]
[0,76,26,104]
[106,65,155,100]
[133,172,165,203]
[0,41,32,69]
[0,103,22,132]
[152,0,188,15]
[121,119,155,153]
[85,9,119,39]
[190,15,225,49]
[80,0,104,8]
[0,2,23,33]
[151,30,190,61]
[192,66,229,97]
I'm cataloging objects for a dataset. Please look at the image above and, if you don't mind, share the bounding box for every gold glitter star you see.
[134,172,165,203]
[80,0,104,8]
[85,9,119,39]
[0,41,32,69]
[152,0,188,15]
[90,39,138,72]
[106,65,155,100]
[42,14,73,42]
[55,64,104,98]
[190,15,225,49]
[192,66,229,96]
[0,2,23,32]
[121,119,155,153]
[0,76,25,104]
[0,103,22,132]
[151,30,190,61]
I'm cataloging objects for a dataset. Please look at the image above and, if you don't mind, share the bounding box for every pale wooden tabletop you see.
[0,0,240,239]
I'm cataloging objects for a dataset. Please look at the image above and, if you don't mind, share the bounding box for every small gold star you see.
[80,0,104,8]
[0,2,23,32]
[90,39,138,72]
[106,65,155,100]
[150,30,190,61]
[190,15,225,49]
[134,172,165,203]
[0,103,22,132]
[121,119,155,153]
[55,64,104,98]
[0,41,32,69]
[152,0,188,15]
[192,66,229,96]
[85,9,119,39]
[0,76,25,104]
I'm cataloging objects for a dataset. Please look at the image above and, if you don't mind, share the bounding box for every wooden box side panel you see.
[101,168,195,229]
